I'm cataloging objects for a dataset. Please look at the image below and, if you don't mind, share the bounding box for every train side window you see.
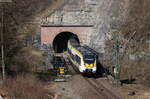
[73,55,75,61]
[79,57,81,65]
[71,53,74,60]
[76,55,81,65]
[68,49,70,54]
[75,55,78,62]
[79,57,81,64]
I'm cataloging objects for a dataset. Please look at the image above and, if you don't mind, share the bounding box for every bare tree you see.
[0,0,12,80]
[1,2,5,80]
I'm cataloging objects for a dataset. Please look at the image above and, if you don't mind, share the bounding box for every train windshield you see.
[84,55,95,64]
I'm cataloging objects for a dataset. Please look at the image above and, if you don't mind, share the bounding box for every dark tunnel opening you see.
[53,32,79,53]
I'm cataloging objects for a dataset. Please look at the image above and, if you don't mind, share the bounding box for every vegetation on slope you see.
[105,0,150,86]
[0,0,64,72]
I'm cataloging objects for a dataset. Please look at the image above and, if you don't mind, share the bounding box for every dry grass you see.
[104,0,150,87]
[0,74,54,99]
[9,46,44,72]
[120,57,150,86]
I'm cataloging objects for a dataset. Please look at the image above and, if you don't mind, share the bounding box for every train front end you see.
[80,55,97,74]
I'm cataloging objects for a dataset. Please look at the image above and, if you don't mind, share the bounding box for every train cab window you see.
[84,55,95,64]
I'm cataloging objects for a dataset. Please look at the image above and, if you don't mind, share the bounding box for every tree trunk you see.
[1,3,5,80]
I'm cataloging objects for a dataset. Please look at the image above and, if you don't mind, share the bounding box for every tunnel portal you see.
[53,32,79,53]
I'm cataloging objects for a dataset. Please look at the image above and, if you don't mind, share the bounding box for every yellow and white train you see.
[67,38,97,74]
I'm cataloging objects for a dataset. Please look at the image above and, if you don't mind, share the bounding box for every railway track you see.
[63,54,79,75]
[84,77,121,99]
[84,78,109,98]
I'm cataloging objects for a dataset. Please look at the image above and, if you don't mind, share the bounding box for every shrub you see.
[0,74,54,99]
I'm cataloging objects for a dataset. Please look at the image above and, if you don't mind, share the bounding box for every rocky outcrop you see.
[43,0,150,86]
[43,0,130,52]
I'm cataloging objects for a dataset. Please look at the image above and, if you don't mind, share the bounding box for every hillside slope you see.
[0,0,66,72]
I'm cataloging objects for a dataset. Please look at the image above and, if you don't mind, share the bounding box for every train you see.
[67,38,97,74]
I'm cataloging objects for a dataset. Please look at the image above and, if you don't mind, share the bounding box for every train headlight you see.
[85,64,94,68]
[90,64,93,68]
[85,64,88,68]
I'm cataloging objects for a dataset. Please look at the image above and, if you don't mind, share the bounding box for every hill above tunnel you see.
[1,0,150,87]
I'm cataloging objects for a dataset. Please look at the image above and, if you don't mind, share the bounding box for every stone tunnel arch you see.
[52,31,80,53]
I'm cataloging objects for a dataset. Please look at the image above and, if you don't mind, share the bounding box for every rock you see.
[129,54,137,60]
[0,96,3,99]
[128,91,135,96]
[54,78,66,82]
[58,85,66,91]
[101,89,104,91]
